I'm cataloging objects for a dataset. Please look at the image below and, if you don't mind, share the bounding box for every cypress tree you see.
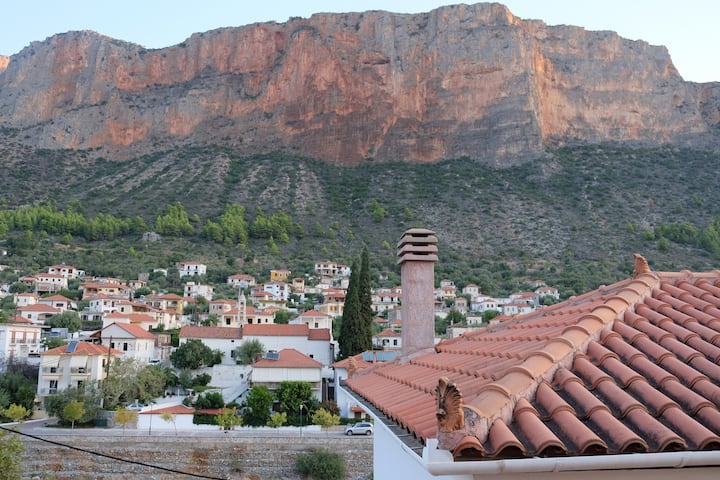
[338,260,361,359]
[358,246,373,351]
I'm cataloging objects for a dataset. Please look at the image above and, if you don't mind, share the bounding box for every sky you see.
[1,1,718,83]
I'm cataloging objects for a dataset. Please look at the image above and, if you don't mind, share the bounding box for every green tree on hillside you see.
[155,202,194,236]
[170,339,222,369]
[45,311,81,332]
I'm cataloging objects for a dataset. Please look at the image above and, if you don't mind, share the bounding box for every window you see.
[123,342,128,351]
[49,380,58,394]
[314,322,319,328]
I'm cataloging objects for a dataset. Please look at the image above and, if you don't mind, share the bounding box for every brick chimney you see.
[397,228,438,356]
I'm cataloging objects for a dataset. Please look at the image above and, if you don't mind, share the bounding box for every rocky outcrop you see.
[0,3,719,165]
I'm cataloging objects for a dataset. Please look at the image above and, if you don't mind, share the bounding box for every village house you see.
[13,292,39,308]
[535,285,560,301]
[219,306,275,327]
[290,309,332,332]
[101,311,158,330]
[314,261,339,277]
[142,293,184,313]
[16,303,61,325]
[241,323,334,367]
[208,299,236,316]
[79,280,129,300]
[0,318,44,366]
[226,273,256,289]
[177,261,207,278]
[249,290,286,310]
[340,230,720,479]
[372,328,401,350]
[92,322,159,362]
[291,277,305,294]
[251,348,324,402]
[38,294,77,312]
[184,281,214,300]
[263,281,291,301]
[23,273,68,294]
[47,264,85,279]
[461,283,480,297]
[37,341,123,406]
[270,269,291,282]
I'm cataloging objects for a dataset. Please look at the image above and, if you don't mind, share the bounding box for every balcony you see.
[71,367,91,375]
[41,367,63,375]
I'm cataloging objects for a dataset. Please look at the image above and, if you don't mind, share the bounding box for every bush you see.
[295,447,345,480]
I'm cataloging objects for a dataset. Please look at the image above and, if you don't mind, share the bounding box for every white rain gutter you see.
[424,439,720,476]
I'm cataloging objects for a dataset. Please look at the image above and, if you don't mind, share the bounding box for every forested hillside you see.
[2,141,720,297]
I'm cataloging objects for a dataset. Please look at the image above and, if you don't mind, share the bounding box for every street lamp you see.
[299,404,305,437]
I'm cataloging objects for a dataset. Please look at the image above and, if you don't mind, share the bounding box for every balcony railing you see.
[71,367,90,375]
[41,367,63,375]
[38,388,58,395]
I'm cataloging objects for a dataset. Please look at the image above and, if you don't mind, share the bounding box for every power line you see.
[0,425,226,479]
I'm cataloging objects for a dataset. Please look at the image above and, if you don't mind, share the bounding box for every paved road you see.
[11,418,368,439]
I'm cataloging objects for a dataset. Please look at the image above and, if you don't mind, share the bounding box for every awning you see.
[41,356,59,367]
[70,355,87,368]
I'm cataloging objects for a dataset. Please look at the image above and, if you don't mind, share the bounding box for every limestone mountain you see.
[1,2,718,166]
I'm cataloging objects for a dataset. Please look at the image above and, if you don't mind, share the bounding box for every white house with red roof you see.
[141,293,184,312]
[241,324,334,367]
[47,264,84,279]
[535,285,560,301]
[0,318,44,365]
[79,280,129,300]
[93,322,158,363]
[38,294,77,312]
[37,341,123,405]
[291,310,333,332]
[177,261,207,278]
[462,283,481,297]
[251,348,324,402]
[30,273,68,294]
[17,303,61,325]
[101,311,158,330]
[372,328,402,350]
[219,306,275,328]
[13,292,39,308]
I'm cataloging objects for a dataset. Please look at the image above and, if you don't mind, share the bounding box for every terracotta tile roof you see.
[179,325,242,339]
[376,328,400,338]
[18,304,61,313]
[43,341,123,356]
[242,323,316,337]
[345,262,720,461]
[253,348,323,368]
[139,405,194,415]
[104,322,157,339]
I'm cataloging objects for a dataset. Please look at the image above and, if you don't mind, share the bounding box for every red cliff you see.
[0,3,718,165]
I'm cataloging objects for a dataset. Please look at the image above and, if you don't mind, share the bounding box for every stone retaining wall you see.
[19,433,373,479]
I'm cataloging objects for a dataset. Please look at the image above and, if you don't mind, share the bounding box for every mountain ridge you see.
[1,3,719,165]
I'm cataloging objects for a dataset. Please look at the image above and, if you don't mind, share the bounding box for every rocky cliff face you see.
[1,3,719,165]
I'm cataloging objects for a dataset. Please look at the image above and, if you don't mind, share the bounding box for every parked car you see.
[126,403,144,411]
[344,421,373,436]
